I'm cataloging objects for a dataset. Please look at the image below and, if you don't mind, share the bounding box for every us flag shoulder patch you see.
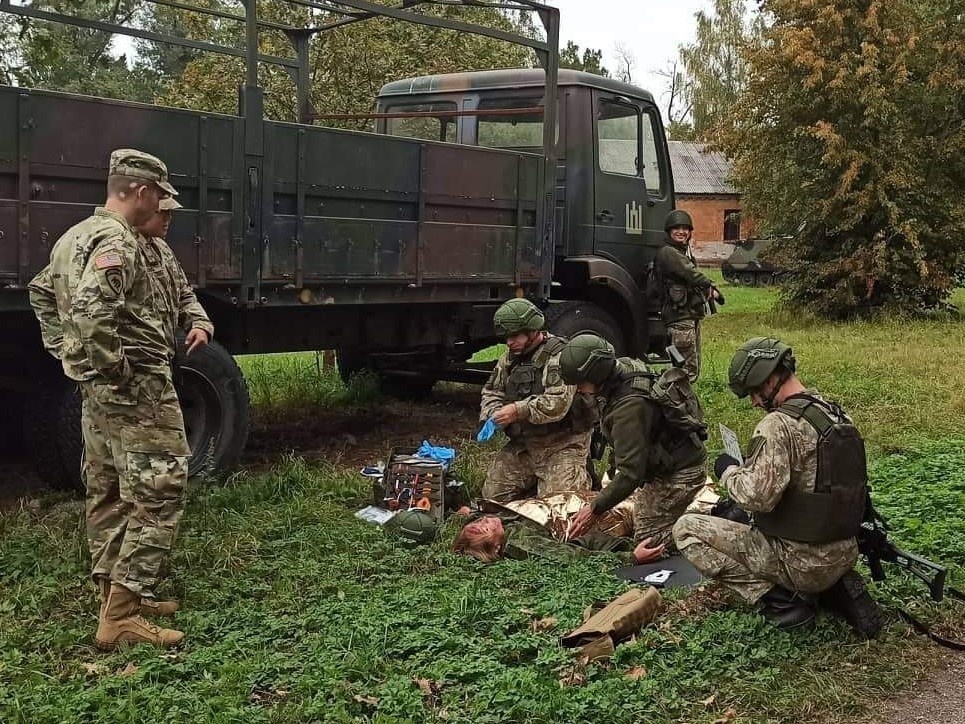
[93,252,123,270]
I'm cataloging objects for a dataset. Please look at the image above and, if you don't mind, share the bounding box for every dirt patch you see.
[871,652,965,724]
[243,385,481,472]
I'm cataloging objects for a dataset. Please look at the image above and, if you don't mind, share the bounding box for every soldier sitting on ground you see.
[672,337,882,636]
[478,299,597,503]
[559,335,709,558]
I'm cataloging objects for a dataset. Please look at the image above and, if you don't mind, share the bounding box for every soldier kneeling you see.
[673,337,882,636]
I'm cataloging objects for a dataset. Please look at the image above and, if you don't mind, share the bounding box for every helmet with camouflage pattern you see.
[493,298,544,337]
[664,209,693,232]
[387,509,439,547]
[728,337,796,398]
[559,334,617,385]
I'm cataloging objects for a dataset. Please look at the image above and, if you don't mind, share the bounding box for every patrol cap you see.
[109,148,178,196]
[158,196,183,211]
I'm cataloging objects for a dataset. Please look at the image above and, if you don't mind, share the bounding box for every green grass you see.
[2,282,965,723]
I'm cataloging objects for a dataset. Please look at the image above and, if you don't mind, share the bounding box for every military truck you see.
[0,0,676,489]
[721,237,784,286]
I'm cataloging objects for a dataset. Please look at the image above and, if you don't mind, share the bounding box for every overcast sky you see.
[547,0,717,112]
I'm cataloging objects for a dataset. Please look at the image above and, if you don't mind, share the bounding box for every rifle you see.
[706,286,726,315]
[858,494,947,601]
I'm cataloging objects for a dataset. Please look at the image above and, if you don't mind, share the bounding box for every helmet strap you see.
[761,368,791,411]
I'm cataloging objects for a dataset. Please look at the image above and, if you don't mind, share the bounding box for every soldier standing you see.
[560,334,708,562]
[654,210,721,382]
[673,338,881,635]
[479,299,596,502]
[28,149,211,649]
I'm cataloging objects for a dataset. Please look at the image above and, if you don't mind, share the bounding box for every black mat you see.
[613,554,705,589]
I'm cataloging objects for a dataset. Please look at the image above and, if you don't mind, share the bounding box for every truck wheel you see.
[22,378,78,490]
[175,337,251,478]
[740,271,757,287]
[546,301,627,355]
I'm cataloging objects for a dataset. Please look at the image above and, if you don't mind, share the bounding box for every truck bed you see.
[0,85,543,309]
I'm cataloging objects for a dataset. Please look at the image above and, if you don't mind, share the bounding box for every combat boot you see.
[94,584,184,650]
[139,597,180,617]
[98,577,179,617]
[758,585,817,631]
[819,569,883,639]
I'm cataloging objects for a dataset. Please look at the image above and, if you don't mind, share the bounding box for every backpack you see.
[621,358,708,448]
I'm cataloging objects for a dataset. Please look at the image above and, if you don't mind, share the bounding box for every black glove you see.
[714,288,726,305]
[714,453,740,479]
[711,498,751,525]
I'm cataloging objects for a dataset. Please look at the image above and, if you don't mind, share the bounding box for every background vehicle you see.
[721,237,784,286]
[0,0,676,489]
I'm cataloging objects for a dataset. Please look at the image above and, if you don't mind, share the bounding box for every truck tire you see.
[545,301,627,355]
[175,337,250,478]
[29,338,250,490]
[22,377,77,490]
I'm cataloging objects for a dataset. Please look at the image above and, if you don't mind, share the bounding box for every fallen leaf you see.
[519,607,536,615]
[701,694,717,707]
[713,707,738,724]
[116,662,138,677]
[557,665,587,687]
[352,694,379,707]
[81,662,106,676]
[531,616,558,632]
[625,665,647,680]
[414,678,439,696]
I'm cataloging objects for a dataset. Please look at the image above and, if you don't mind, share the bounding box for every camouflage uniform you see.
[28,157,212,599]
[590,359,707,551]
[673,392,859,603]
[654,243,713,382]
[480,335,594,501]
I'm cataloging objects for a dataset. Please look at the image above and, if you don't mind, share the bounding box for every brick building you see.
[669,141,755,262]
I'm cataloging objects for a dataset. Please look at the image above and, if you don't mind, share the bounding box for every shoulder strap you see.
[541,335,567,357]
[778,393,835,436]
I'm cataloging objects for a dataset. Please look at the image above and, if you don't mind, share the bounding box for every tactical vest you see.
[658,244,706,321]
[610,358,708,472]
[753,394,867,544]
[504,335,596,439]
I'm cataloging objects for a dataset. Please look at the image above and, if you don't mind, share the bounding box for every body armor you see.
[504,335,596,438]
[754,394,867,543]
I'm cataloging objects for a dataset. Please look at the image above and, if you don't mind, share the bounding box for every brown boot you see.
[94,584,184,650]
[139,597,180,617]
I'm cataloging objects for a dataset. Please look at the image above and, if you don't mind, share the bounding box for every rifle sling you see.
[896,587,965,651]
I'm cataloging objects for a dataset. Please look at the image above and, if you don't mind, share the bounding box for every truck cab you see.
[375,69,674,353]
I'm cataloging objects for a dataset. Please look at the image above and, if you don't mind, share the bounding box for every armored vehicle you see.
[0,1,677,489]
[721,237,784,286]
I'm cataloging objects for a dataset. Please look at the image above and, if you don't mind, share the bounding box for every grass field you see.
[2,278,965,723]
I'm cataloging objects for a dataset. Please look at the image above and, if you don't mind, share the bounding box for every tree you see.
[677,0,762,143]
[157,2,536,127]
[0,0,159,102]
[718,0,965,317]
[654,59,694,140]
[559,40,609,77]
[612,42,634,83]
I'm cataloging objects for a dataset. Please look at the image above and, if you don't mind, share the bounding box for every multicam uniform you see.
[480,335,595,501]
[590,359,707,549]
[654,242,714,382]
[29,209,213,599]
[673,392,860,603]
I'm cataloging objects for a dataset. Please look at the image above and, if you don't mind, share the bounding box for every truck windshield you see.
[385,102,458,142]
[476,97,545,150]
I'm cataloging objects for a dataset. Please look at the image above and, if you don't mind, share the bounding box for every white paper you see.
[718,423,744,465]
[644,569,673,585]
[355,505,397,526]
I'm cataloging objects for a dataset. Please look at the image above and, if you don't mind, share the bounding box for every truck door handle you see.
[597,209,614,223]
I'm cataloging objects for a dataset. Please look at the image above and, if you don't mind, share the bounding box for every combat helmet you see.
[493,298,544,337]
[387,509,439,547]
[559,334,617,385]
[728,337,796,398]
[664,209,694,232]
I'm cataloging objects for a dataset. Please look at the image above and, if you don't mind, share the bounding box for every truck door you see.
[592,92,671,286]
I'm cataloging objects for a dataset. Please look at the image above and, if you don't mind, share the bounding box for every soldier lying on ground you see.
[673,337,882,636]
[452,491,682,565]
